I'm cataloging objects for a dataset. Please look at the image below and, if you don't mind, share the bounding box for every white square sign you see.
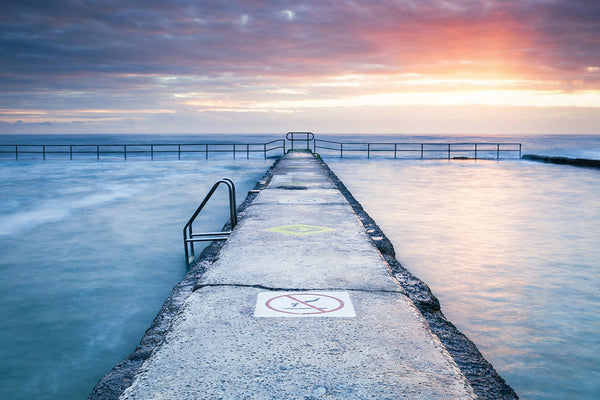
[254,291,356,318]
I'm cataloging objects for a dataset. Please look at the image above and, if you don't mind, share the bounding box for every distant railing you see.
[315,139,522,159]
[0,136,523,161]
[0,140,285,161]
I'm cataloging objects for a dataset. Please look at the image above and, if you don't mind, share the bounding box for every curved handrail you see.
[286,131,314,141]
[183,178,237,264]
[286,132,314,151]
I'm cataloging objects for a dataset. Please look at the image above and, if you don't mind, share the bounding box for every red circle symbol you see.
[265,293,345,315]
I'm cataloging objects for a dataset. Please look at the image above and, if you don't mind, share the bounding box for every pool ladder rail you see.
[183,178,237,265]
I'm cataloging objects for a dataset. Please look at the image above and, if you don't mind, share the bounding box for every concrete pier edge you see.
[89,152,518,399]
[316,154,518,399]
[88,159,281,400]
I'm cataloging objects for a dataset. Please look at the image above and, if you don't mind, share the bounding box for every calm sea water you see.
[324,135,600,400]
[0,145,273,400]
[1,133,599,399]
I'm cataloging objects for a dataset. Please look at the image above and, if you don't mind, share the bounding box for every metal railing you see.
[183,178,237,265]
[0,140,285,161]
[286,132,314,151]
[0,136,523,161]
[314,139,522,159]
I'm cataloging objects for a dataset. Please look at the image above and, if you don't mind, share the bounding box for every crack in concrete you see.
[192,282,405,295]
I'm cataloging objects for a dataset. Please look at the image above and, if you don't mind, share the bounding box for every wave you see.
[0,186,136,237]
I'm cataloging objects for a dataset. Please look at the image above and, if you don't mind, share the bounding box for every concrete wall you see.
[523,154,600,169]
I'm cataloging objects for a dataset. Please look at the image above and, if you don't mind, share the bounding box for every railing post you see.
[247,144,249,159]
[43,145,46,160]
[497,144,500,160]
[70,145,73,160]
[367,143,370,158]
[421,143,424,160]
[178,144,181,160]
[226,178,238,227]
[184,228,190,264]
[394,143,397,159]
[187,225,194,262]
[15,145,18,160]
[124,145,127,160]
[474,143,478,160]
[151,144,154,160]
[205,144,208,160]
[447,144,451,160]
[264,143,267,159]
[340,143,343,158]
[233,144,236,160]
[519,144,522,158]
[97,145,100,160]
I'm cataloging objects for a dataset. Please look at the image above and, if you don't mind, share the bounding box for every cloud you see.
[1,1,600,132]
[7,0,598,80]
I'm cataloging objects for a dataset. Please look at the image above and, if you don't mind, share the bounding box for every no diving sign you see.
[254,292,356,318]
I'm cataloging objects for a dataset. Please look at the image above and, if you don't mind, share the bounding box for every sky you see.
[1,0,600,135]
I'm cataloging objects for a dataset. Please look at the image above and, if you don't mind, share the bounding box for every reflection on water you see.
[0,159,272,400]
[327,158,600,400]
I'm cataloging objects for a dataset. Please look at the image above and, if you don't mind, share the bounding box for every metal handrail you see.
[183,178,237,264]
[286,132,314,151]
[314,139,522,159]
[0,140,285,161]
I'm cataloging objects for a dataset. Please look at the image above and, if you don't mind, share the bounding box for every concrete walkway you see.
[119,151,475,399]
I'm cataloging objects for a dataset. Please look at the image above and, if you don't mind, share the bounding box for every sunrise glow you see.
[1,1,599,133]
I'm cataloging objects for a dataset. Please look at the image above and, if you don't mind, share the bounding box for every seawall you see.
[89,151,517,399]
[523,154,600,169]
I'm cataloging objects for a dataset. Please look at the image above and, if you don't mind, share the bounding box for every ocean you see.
[0,133,599,399]
[0,141,274,400]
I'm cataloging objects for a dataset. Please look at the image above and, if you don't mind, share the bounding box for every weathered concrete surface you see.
[523,153,600,169]
[119,287,472,400]
[111,151,476,399]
